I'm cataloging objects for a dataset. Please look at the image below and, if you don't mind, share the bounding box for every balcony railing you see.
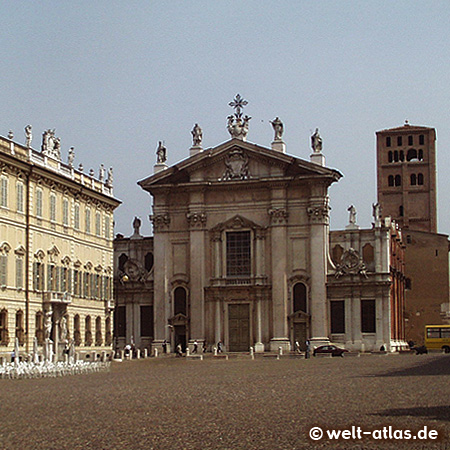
[43,291,72,304]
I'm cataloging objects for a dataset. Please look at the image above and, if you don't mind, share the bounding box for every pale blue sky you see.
[2,1,450,236]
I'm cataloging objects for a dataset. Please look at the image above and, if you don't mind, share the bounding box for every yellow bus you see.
[424,325,450,353]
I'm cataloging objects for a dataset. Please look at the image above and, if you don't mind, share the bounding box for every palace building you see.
[115,97,408,353]
[0,127,120,360]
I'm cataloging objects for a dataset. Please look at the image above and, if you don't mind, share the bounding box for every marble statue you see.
[25,125,32,147]
[227,115,251,141]
[191,123,203,147]
[59,316,68,341]
[133,216,142,235]
[311,128,323,153]
[156,141,167,164]
[8,130,14,140]
[99,164,105,181]
[106,167,114,187]
[44,310,53,340]
[68,147,75,167]
[372,202,381,222]
[270,117,284,141]
[348,205,357,225]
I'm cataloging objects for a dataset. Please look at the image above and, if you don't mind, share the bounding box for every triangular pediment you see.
[210,214,263,232]
[138,138,341,192]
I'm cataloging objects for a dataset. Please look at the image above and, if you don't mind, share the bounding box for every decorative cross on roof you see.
[229,94,248,118]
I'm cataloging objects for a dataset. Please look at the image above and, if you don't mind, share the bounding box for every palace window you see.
[0,309,9,346]
[0,254,7,286]
[362,244,374,270]
[105,215,110,239]
[85,316,92,346]
[35,311,44,345]
[36,188,43,218]
[63,198,69,227]
[85,208,91,234]
[226,231,251,276]
[361,300,376,333]
[15,257,23,289]
[33,261,45,291]
[74,203,80,230]
[16,310,25,346]
[50,193,56,222]
[73,315,81,346]
[330,301,345,334]
[95,212,101,236]
[115,306,126,338]
[0,176,8,208]
[332,245,344,265]
[95,316,102,346]
[16,182,24,213]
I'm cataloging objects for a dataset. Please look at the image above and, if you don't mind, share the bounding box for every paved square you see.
[0,354,448,449]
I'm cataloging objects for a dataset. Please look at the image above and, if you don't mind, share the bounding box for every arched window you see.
[419,134,425,145]
[362,244,374,270]
[174,287,187,316]
[408,135,413,146]
[386,136,391,147]
[418,149,423,161]
[145,252,154,272]
[15,310,24,346]
[397,136,402,146]
[407,149,417,161]
[95,316,102,346]
[332,245,344,265]
[74,315,81,346]
[394,150,399,162]
[85,316,92,346]
[388,151,393,163]
[293,283,307,313]
[118,253,128,272]
[410,174,417,185]
[0,309,8,346]
[394,175,402,187]
[388,175,394,187]
[399,205,404,217]
[105,316,112,346]
[417,173,424,185]
[399,150,404,161]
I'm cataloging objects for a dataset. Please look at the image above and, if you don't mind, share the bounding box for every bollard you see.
[101,351,106,362]
[250,346,254,360]
[143,348,148,358]
[120,350,125,360]
[213,347,218,356]
[278,346,283,356]
[91,351,97,362]
[186,347,190,357]
[154,348,158,358]
[136,349,141,359]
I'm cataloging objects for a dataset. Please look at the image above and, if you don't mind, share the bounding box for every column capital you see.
[268,207,288,225]
[150,213,170,232]
[307,202,330,224]
[186,212,207,229]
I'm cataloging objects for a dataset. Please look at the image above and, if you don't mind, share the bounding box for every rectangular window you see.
[50,194,56,222]
[105,215,110,239]
[419,134,425,145]
[226,231,251,276]
[85,208,91,234]
[361,300,376,333]
[16,182,24,213]
[33,261,44,291]
[386,136,391,147]
[36,189,43,218]
[0,177,8,208]
[408,135,413,146]
[330,301,345,334]
[397,136,402,146]
[140,306,154,337]
[0,255,7,285]
[74,204,80,230]
[15,258,23,289]
[95,212,101,236]
[63,198,69,227]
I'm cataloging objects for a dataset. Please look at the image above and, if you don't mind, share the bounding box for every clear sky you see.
[2,1,450,236]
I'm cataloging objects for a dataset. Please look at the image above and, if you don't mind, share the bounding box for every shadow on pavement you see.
[370,355,450,377]
[371,405,450,422]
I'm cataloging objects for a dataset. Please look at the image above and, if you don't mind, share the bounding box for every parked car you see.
[313,345,349,357]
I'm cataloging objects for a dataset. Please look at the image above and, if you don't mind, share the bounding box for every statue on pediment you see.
[191,123,203,147]
[25,125,32,148]
[156,141,167,164]
[311,128,323,153]
[270,117,284,141]
[227,115,251,141]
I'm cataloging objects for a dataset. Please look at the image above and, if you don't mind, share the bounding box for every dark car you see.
[313,345,349,357]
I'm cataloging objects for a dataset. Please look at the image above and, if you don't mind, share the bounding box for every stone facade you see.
[0,129,120,360]
[328,218,408,352]
[138,134,341,353]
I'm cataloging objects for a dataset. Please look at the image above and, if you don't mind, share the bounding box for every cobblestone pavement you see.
[0,353,449,450]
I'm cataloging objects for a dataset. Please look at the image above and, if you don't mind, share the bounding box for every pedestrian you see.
[305,340,311,359]
[202,341,207,353]
[162,339,167,354]
[295,341,301,354]
[192,340,198,354]
[217,341,223,353]
[176,343,183,357]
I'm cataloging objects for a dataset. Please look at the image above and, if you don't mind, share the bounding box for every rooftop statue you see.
[191,123,203,147]
[156,141,167,164]
[106,167,114,188]
[99,164,105,181]
[25,125,32,148]
[348,204,357,225]
[68,147,75,167]
[227,94,251,141]
[270,117,284,141]
[41,129,61,160]
[311,128,323,153]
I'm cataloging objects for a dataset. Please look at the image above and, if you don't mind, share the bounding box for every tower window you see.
[397,136,402,146]
[388,151,393,163]
[386,136,391,147]
[410,174,417,185]
[399,150,404,161]
[394,175,402,187]
[408,136,413,146]
[407,149,417,161]
[399,205,404,217]
[419,135,425,145]
[394,151,399,162]
[388,175,394,187]
[418,149,423,161]
[417,173,424,185]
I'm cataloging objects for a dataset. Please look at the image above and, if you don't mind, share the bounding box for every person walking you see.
[192,340,198,354]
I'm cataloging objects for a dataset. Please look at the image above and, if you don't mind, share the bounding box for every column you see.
[268,201,290,352]
[215,300,221,345]
[254,296,264,352]
[307,196,331,348]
